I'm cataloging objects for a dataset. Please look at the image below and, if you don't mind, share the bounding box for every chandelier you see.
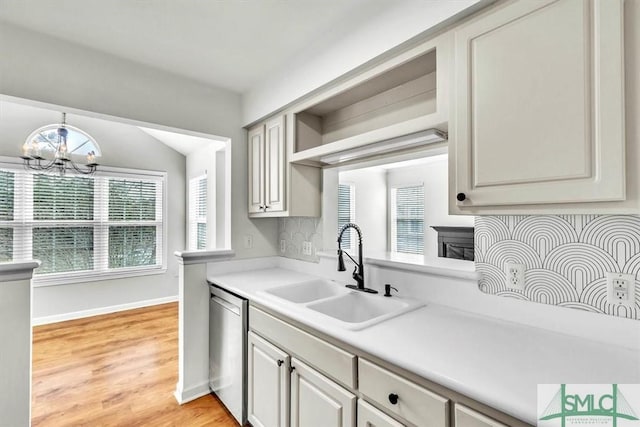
[20,112,100,175]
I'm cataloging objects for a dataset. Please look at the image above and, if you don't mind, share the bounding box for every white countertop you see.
[208,267,640,425]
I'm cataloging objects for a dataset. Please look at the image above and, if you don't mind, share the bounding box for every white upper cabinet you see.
[248,114,321,218]
[249,115,286,215]
[450,0,625,212]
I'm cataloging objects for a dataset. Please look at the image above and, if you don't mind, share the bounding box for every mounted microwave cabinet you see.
[449,0,625,213]
[248,115,321,218]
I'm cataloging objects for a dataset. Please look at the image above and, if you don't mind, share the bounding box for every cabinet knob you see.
[388,393,399,405]
[456,192,466,202]
[277,359,284,367]
[264,205,270,210]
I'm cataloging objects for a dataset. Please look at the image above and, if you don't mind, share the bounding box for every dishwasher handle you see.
[210,294,241,316]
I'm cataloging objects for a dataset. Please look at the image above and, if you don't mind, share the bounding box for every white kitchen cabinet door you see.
[264,115,286,213]
[290,358,356,427]
[248,332,290,427]
[451,0,625,209]
[357,400,405,427]
[454,404,507,427]
[248,125,265,214]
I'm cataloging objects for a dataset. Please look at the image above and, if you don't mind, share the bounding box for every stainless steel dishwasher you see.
[209,283,248,425]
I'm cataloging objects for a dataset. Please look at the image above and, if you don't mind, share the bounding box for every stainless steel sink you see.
[262,279,348,303]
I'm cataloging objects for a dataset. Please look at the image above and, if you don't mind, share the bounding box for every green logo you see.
[540,384,639,427]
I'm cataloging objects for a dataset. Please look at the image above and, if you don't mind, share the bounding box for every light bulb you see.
[22,141,31,157]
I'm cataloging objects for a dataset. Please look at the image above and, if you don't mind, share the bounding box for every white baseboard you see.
[174,381,211,404]
[32,295,178,326]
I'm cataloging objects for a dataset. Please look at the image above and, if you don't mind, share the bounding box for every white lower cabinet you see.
[290,358,356,427]
[454,404,507,427]
[248,330,356,427]
[248,332,291,427]
[248,306,524,427]
[357,400,405,427]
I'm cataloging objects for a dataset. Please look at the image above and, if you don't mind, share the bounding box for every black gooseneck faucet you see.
[337,223,378,294]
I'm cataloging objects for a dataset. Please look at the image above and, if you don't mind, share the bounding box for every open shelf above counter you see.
[291,36,450,165]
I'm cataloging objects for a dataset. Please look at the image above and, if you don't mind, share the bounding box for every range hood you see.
[319,129,447,165]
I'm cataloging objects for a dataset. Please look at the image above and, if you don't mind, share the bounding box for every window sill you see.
[32,266,167,287]
[317,250,480,281]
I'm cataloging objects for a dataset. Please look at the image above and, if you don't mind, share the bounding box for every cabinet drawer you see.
[250,306,357,389]
[454,404,507,427]
[358,358,448,427]
[358,399,405,427]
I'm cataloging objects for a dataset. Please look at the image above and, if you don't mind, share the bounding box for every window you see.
[391,185,424,254]
[188,175,207,250]
[338,183,355,249]
[0,162,165,284]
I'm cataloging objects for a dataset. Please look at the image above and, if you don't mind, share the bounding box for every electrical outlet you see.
[243,234,253,249]
[607,272,635,307]
[303,241,312,256]
[504,262,525,291]
[280,240,286,253]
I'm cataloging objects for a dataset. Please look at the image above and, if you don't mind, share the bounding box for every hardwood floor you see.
[32,302,239,427]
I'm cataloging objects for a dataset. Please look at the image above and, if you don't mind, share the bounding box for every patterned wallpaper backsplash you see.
[476,215,640,320]
[278,218,323,262]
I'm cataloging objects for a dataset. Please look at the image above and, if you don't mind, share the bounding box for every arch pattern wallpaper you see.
[475,215,640,320]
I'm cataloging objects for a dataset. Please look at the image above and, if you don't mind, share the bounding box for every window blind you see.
[338,184,355,249]
[0,163,165,283]
[0,171,14,262]
[392,185,424,254]
[188,175,207,250]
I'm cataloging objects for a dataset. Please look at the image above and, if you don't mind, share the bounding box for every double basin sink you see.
[259,279,424,330]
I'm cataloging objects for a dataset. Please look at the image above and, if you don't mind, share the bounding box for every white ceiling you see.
[139,127,226,156]
[0,0,402,93]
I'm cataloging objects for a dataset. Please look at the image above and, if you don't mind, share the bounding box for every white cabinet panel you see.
[357,400,405,427]
[248,126,265,214]
[265,115,285,212]
[454,404,507,427]
[290,358,356,427]
[248,331,290,427]
[451,0,625,209]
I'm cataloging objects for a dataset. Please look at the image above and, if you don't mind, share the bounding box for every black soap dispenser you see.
[384,284,398,297]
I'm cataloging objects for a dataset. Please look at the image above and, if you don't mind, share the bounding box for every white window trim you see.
[0,156,168,287]
[389,181,424,255]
